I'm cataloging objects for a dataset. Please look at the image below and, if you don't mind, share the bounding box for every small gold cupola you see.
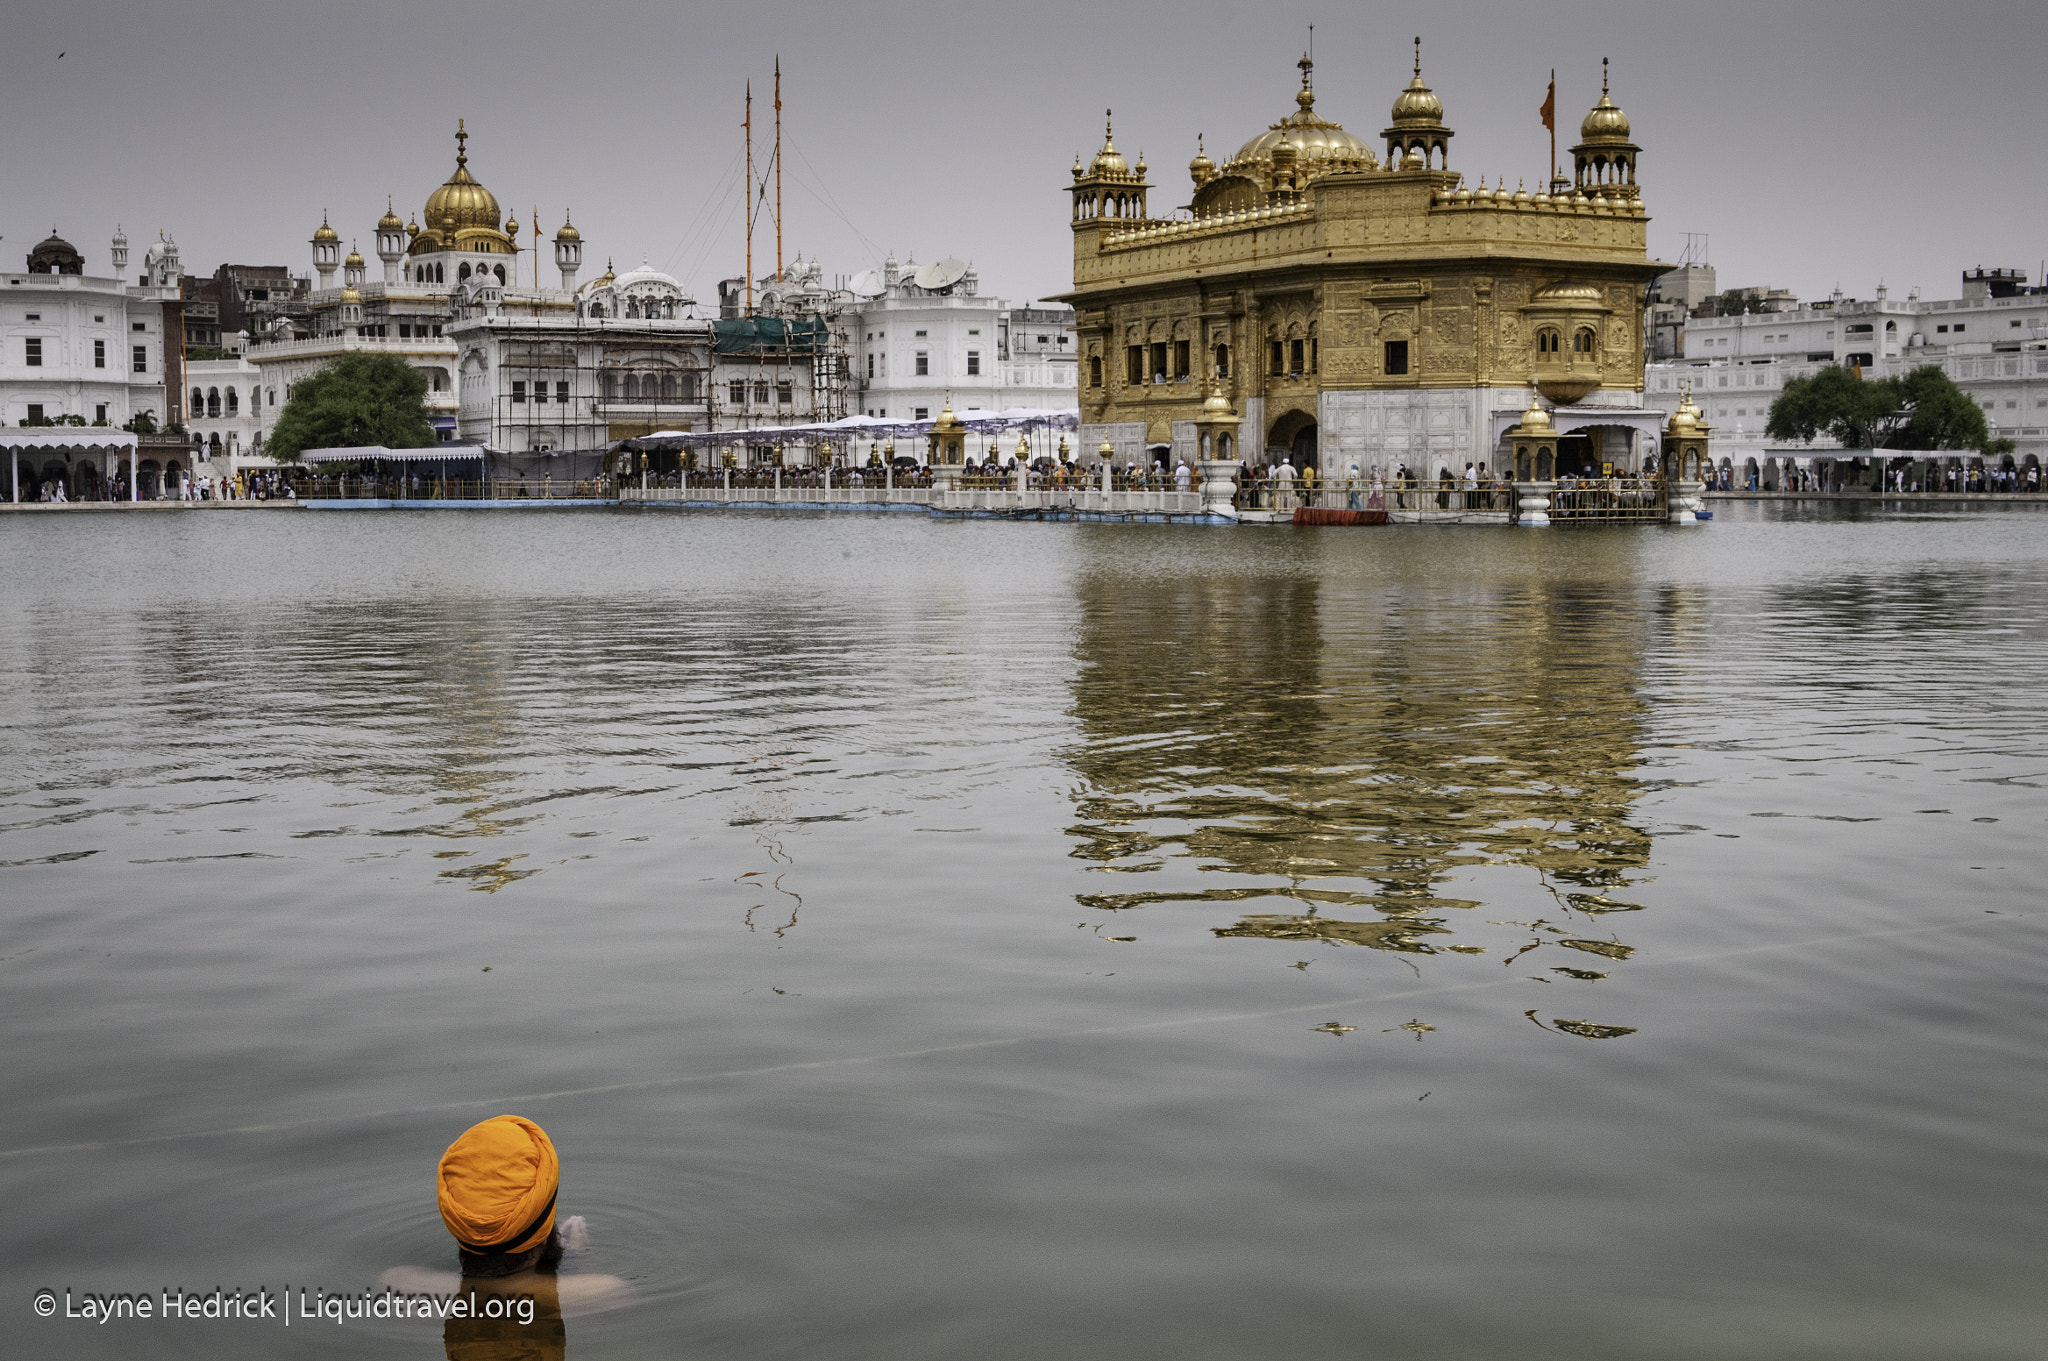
[1571,59,1641,199]
[1384,36,1453,169]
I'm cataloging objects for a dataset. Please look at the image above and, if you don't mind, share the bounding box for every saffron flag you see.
[1539,77,1555,133]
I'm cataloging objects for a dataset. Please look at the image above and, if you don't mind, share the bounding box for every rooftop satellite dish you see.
[913,258,969,292]
[848,268,885,298]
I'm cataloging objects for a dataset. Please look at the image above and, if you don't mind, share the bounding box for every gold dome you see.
[504,210,520,238]
[1200,384,1235,418]
[1516,400,1554,433]
[344,245,364,269]
[410,119,515,257]
[1667,392,1706,436]
[1189,134,1216,184]
[1390,41,1444,125]
[377,198,403,232]
[555,213,580,243]
[423,120,501,231]
[1229,55,1376,169]
[1087,110,1130,178]
[312,213,339,244]
[1533,280,1602,304]
[339,283,362,304]
[1580,61,1631,141]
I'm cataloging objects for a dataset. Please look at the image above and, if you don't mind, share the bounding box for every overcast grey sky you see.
[4,0,2043,312]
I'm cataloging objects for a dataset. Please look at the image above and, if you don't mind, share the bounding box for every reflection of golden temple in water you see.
[1063,538,1669,958]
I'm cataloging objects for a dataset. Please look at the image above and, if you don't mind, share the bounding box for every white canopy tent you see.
[298,445,490,464]
[619,408,1081,459]
[3,429,142,502]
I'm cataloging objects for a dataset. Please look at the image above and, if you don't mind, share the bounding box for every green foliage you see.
[1713,291,1768,317]
[185,346,234,361]
[1893,365,1991,451]
[265,352,435,462]
[122,411,159,434]
[1765,364,1997,452]
[18,413,88,427]
[1766,365,1895,449]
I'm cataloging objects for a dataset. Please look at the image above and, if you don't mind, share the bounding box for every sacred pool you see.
[3,503,2043,1358]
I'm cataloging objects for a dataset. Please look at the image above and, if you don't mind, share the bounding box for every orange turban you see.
[437,1115,560,1256]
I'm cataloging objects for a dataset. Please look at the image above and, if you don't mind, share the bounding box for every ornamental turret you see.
[110,225,129,277]
[1070,110,1150,225]
[312,213,340,286]
[376,199,406,283]
[1383,37,1453,169]
[1571,59,1640,200]
[343,243,365,291]
[553,212,582,289]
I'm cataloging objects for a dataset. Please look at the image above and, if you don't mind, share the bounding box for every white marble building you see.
[842,254,1075,421]
[185,353,268,467]
[1646,269,2048,482]
[1,228,181,435]
[250,122,586,448]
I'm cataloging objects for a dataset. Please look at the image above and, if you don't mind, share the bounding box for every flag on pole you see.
[1539,75,1555,133]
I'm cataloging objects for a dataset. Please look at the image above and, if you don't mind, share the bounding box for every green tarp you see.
[713,316,829,356]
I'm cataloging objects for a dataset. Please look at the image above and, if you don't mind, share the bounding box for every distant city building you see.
[1644,268,2048,482]
[179,264,310,354]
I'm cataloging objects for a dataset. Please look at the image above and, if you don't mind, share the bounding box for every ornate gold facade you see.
[1054,47,1669,474]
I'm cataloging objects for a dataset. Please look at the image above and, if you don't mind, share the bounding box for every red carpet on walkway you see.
[1292,507,1389,526]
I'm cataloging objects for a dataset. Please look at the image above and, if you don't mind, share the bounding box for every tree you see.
[1892,365,1991,451]
[265,352,435,461]
[1765,365,1899,449]
[1766,363,2005,453]
[1713,290,1768,317]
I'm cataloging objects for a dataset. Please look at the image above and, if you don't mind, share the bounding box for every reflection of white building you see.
[1647,269,2048,480]
[251,121,586,445]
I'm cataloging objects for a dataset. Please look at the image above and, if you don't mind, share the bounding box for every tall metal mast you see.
[744,81,754,315]
[774,57,784,285]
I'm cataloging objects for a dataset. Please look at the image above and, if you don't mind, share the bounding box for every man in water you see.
[382,1114,626,1360]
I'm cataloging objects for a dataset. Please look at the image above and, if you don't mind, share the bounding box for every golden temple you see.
[1055,44,1670,480]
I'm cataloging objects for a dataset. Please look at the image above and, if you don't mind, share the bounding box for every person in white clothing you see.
[1174,460,1191,491]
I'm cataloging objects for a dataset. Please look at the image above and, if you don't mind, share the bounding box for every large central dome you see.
[1225,57,1376,174]
[410,120,514,257]
[424,121,500,232]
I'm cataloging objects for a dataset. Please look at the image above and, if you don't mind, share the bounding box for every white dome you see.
[611,256,682,295]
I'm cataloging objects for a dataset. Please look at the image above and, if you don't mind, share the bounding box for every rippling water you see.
[5,503,2046,1359]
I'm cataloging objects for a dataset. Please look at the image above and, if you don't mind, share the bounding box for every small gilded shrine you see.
[1054,45,1673,482]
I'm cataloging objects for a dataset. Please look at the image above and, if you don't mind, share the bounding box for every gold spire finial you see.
[455,119,468,167]
[1104,108,1114,144]
[1414,36,1422,77]
[1602,56,1610,96]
